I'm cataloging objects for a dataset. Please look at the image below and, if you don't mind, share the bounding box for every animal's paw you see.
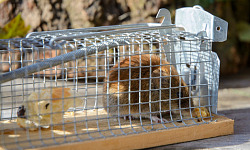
[193,107,210,121]
[123,115,136,120]
[16,118,38,131]
[151,116,168,123]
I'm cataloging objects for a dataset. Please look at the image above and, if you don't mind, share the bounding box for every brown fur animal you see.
[103,54,195,123]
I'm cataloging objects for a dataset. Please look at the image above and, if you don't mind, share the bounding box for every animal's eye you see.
[45,103,50,109]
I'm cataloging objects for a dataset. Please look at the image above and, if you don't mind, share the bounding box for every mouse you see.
[16,87,82,130]
[103,54,197,123]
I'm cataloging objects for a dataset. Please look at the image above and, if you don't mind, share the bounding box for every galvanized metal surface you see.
[175,5,228,42]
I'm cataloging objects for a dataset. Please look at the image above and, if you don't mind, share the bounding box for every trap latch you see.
[175,5,228,42]
[156,6,227,113]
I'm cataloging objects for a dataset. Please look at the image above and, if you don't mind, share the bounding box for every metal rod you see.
[49,25,176,47]
[26,23,162,38]
[0,40,128,84]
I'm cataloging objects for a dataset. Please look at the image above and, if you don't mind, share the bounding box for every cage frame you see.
[0,6,233,150]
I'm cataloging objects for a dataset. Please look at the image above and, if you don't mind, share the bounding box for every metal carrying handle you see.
[48,25,176,49]
[26,23,161,38]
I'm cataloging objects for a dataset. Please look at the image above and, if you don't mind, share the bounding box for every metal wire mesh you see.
[0,25,219,150]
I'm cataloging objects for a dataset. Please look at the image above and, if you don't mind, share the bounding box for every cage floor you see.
[0,108,234,150]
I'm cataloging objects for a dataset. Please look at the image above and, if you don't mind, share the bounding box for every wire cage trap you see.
[0,6,233,150]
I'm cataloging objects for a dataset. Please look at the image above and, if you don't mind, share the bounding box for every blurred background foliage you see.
[0,13,30,39]
[0,0,249,75]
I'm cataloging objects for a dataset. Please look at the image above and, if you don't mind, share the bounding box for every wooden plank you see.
[0,109,234,150]
[35,115,234,150]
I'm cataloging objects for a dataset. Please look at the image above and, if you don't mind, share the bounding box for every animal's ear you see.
[45,103,50,109]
